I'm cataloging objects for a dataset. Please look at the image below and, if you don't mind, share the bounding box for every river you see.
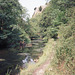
[0,38,45,75]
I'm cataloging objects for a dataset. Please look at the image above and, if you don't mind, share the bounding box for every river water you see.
[0,38,44,75]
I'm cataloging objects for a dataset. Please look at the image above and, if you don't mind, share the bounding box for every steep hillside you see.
[20,0,75,75]
[28,0,75,75]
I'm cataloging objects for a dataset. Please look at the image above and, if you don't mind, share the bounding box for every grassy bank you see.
[20,39,55,75]
[45,24,75,75]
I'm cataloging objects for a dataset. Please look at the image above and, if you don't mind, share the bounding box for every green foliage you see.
[54,6,75,75]
[30,14,42,37]
[56,25,75,75]
[38,0,75,42]
[0,0,31,48]
[35,0,75,75]
[39,4,62,40]
[20,39,55,75]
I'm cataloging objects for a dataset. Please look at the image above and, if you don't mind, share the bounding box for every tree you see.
[0,0,31,48]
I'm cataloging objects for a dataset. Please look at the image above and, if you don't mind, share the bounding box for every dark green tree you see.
[0,0,31,48]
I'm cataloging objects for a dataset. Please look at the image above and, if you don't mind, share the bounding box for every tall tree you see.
[0,0,30,48]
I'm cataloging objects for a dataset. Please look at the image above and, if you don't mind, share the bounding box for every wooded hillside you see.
[30,0,75,75]
[0,0,75,75]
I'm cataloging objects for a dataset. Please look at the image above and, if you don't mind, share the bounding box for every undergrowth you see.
[20,39,55,75]
[44,18,75,75]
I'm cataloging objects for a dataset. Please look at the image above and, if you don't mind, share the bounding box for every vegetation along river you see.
[0,37,45,75]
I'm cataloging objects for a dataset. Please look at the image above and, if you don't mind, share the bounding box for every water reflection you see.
[0,38,44,75]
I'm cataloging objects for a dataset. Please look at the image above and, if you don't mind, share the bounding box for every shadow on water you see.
[0,49,24,75]
[0,38,45,75]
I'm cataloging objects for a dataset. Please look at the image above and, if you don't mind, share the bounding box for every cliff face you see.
[32,4,47,17]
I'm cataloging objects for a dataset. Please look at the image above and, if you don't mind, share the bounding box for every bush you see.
[39,6,42,11]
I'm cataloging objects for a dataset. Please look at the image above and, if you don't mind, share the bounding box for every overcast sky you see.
[19,0,46,17]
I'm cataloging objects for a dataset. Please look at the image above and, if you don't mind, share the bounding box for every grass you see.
[44,37,75,75]
[20,39,55,75]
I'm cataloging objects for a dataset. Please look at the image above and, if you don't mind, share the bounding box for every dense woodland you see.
[0,0,75,75]
[30,0,75,75]
[0,0,33,48]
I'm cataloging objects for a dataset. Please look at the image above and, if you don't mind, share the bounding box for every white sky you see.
[19,0,46,17]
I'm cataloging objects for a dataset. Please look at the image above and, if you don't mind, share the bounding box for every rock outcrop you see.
[32,4,47,17]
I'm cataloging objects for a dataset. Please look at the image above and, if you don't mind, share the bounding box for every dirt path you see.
[33,51,54,75]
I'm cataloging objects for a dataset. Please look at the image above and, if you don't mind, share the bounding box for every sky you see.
[19,0,46,17]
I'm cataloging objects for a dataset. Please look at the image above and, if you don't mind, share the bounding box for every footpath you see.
[33,40,56,75]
